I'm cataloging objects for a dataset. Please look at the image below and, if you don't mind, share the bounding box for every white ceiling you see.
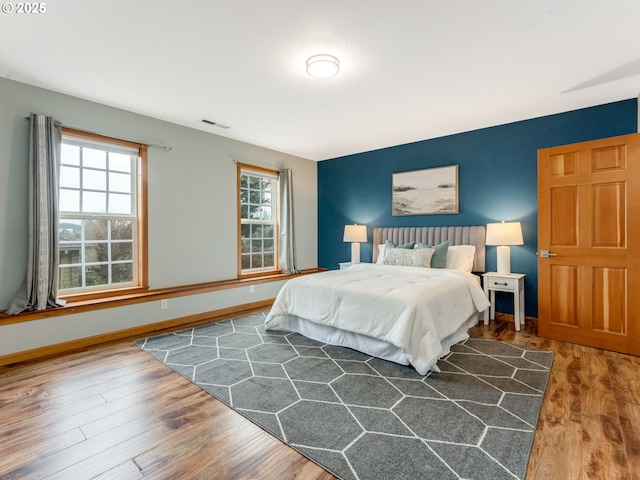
[1,0,639,161]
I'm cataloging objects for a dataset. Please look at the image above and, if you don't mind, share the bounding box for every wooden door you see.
[538,133,640,355]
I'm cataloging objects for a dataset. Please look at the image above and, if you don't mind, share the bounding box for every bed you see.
[265,226,490,374]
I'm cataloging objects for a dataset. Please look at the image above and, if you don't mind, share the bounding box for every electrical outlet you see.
[250,285,255,293]
[160,299,168,310]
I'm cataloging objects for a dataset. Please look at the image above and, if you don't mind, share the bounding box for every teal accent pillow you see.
[385,240,414,249]
[417,240,449,268]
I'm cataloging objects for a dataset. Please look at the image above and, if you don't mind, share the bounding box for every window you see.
[58,128,147,296]
[238,164,279,276]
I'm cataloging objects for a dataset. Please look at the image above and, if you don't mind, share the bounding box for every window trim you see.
[60,127,148,302]
[237,162,280,279]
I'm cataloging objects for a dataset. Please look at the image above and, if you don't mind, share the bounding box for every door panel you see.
[592,144,625,171]
[550,186,577,246]
[592,267,626,334]
[549,265,578,327]
[592,182,625,247]
[538,133,640,355]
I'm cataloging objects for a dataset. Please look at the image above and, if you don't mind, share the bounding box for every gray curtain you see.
[6,114,66,314]
[279,169,298,274]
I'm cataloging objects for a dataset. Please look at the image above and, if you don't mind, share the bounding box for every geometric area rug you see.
[136,311,553,480]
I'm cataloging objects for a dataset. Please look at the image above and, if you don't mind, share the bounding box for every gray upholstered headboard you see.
[372,226,486,272]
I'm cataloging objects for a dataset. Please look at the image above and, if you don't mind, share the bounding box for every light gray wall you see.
[0,281,288,354]
[0,77,317,356]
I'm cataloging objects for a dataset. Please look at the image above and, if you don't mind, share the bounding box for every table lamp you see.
[486,221,524,274]
[343,224,367,264]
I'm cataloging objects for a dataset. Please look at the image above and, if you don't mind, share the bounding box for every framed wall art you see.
[392,165,458,215]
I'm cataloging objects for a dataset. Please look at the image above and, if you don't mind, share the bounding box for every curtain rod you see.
[233,159,287,173]
[24,116,173,151]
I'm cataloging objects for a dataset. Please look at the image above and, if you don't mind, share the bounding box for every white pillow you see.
[446,245,476,272]
[376,241,414,264]
[382,247,434,268]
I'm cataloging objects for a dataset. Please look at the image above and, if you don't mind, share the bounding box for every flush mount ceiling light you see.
[306,54,340,79]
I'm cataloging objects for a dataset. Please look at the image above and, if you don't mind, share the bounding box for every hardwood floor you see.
[471,314,640,480]
[0,312,639,480]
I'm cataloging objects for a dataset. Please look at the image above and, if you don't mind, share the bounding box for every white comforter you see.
[265,263,491,375]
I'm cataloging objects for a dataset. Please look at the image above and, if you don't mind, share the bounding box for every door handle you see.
[537,250,557,258]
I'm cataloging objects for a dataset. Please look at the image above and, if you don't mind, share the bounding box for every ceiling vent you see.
[201,119,230,129]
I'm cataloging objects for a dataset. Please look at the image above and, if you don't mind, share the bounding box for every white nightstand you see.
[482,272,526,331]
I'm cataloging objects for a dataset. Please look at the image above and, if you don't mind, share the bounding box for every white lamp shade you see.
[486,222,524,246]
[343,224,367,243]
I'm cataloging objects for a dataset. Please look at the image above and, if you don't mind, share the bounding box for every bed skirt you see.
[269,312,481,373]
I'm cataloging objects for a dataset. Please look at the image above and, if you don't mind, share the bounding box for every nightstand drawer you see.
[486,277,517,291]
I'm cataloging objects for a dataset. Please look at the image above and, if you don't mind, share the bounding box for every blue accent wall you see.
[317,99,637,317]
